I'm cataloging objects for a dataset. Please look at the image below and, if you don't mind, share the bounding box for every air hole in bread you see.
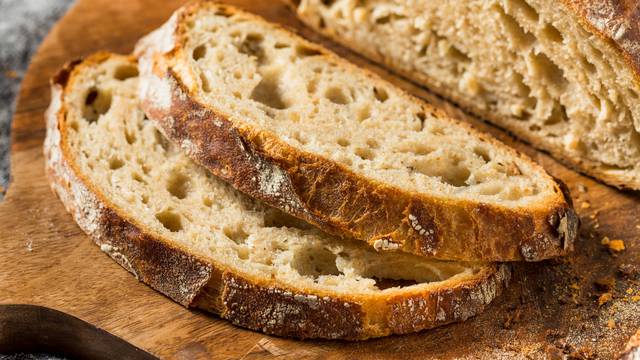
[153,129,170,152]
[275,42,290,49]
[140,162,150,175]
[544,102,568,125]
[307,78,318,93]
[200,72,212,92]
[108,156,124,170]
[263,209,313,230]
[295,44,322,57]
[192,44,207,61]
[541,24,563,43]
[250,69,288,109]
[430,126,444,136]
[373,87,389,102]
[357,105,372,122]
[416,111,426,127]
[355,147,375,160]
[528,53,567,89]
[580,57,596,74]
[321,0,336,7]
[325,86,350,105]
[497,6,535,48]
[474,147,491,162]
[156,209,183,232]
[292,246,341,278]
[83,87,112,123]
[375,13,406,25]
[132,172,145,183]
[366,138,379,149]
[141,194,149,204]
[337,138,350,147]
[318,16,326,29]
[512,72,530,97]
[411,158,470,187]
[69,121,79,131]
[202,197,213,207]
[166,171,190,199]
[223,226,249,244]
[125,129,136,144]
[238,33,265,62]
[508,0,539,22]
[447,45,471,64]
[113,64,139,80]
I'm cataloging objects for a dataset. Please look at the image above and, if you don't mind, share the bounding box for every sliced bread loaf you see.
[44,52,510,340]
[135,1,577,261]
[288,0,640,190]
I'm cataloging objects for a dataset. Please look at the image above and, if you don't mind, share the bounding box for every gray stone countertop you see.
[0,0,74,199]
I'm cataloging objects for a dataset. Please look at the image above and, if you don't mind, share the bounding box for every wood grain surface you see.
[1,0,639,358]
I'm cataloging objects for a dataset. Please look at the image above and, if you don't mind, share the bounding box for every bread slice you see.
[135,1,577,262]
[44,52,510,340]
[287,0,640,190]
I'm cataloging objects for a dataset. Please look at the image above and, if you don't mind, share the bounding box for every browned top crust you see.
[564,0,640,79]
[43,52,511,340]
[136,1,579,262]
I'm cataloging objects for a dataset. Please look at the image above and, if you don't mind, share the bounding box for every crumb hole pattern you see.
[182,7,561,204]
[113,65,139,80]
[83,87,112,123]
[156,209,183,232]
[166,171,190,199]
[312,0,640,169]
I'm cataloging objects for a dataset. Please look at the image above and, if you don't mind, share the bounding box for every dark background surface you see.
[0,0,74,199]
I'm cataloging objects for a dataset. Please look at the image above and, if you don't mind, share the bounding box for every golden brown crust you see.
[137,1,578,262]
[562,0,640,81]
[44,53,510,340]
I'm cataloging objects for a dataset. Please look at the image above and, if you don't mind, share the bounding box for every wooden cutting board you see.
[2,0,640,358]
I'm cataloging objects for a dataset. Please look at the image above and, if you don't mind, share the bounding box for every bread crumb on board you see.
[598,292,613,306]
[601,237,625,253]
[607,318,616,329]
[577,184,587,193]
[580,201,591,209]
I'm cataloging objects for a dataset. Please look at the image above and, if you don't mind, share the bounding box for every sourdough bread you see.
[288,0,640,190]
[135,1,578,261]
[44,53,510,340]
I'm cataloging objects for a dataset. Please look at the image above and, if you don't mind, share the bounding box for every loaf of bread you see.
[135,1,577,262]
[288,0,640,190]
[44,52,510,340]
